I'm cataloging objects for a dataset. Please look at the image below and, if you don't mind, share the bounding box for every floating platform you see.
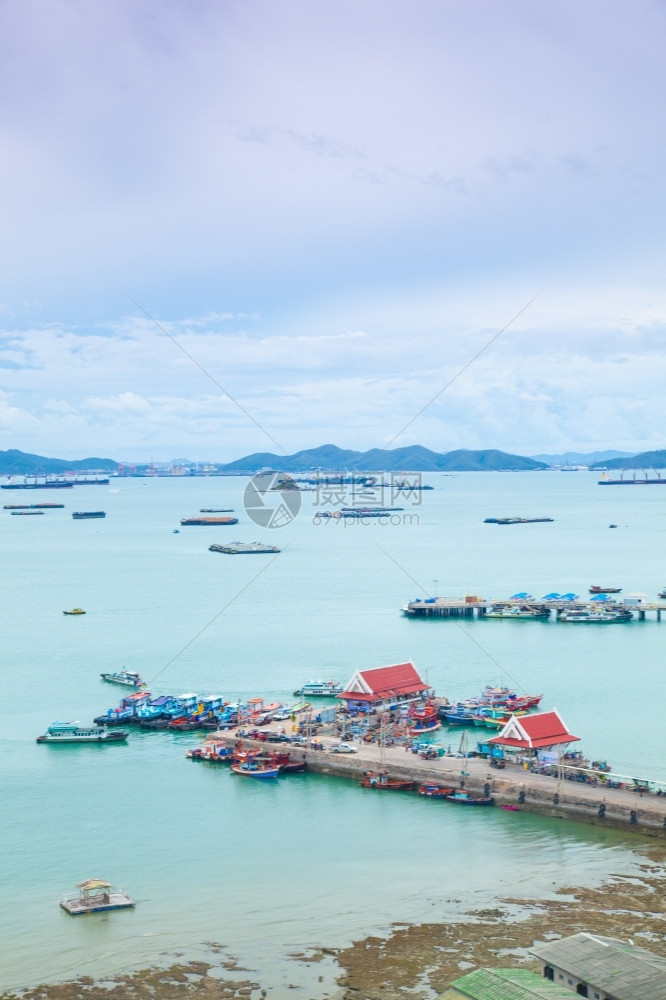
[181,516,238,526]
[60,879,134,915]
[209,541,280,554]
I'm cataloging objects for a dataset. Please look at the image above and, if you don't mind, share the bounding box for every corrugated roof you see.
[439,967,580,999]
[530,933,666,1000]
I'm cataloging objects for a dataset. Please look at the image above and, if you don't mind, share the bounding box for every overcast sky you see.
[1,0,664,462]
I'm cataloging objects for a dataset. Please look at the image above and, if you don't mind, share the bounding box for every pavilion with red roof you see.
[338,661,431,714]
[488,709,580,758]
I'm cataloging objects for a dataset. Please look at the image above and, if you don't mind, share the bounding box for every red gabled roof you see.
[488,710,580,749]
[340,661,429,701]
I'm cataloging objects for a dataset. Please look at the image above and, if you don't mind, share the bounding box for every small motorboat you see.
[63,608,86,615]
[500,804,521,811]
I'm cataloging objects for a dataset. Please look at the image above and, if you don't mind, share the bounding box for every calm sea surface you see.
[1,472,664,992]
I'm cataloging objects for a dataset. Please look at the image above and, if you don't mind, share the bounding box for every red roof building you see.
[339,661,430,713]
[488,710,580,751]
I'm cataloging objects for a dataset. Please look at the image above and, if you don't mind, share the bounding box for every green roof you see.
[530,933,666,1000]
[438,967,583,999]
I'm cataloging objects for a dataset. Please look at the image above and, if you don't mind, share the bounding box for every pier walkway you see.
[209,730,666,839]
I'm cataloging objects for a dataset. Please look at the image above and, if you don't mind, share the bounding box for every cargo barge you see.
[181,516,239,525]
[72,511,106,519]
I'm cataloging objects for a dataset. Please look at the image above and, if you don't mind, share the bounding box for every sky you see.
[0,0,665,463]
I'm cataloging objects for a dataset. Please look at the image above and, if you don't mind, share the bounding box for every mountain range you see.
[1,444,665,475]
[214,444,548,473]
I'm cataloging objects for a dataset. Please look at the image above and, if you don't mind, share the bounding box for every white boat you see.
[100,668,145,687]
[559,609,632,623]
[292,680,343,697]
[36,722,129,743]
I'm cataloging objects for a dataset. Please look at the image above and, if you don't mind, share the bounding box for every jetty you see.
[206,729,666,839]
[402,595,666,621]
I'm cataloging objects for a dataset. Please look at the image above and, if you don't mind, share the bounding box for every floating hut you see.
[60,879,135,915]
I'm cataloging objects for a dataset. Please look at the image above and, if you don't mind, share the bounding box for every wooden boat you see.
[408,700,441,734]
[360,771,415,791]
[445,789,494,806]
[63,608,86,615]
[186,744,234,763]
[418,782,455,798]
[589,585,622,593]
[60,879,134,915]
[230,759,280,778]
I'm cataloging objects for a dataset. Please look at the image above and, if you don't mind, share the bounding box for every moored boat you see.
[37,722,128,743]
[360,771,415,791]
[445,789,494,806]
[589,585,622,594]
[100,668,145,687]
[181,516,238,525]
[418,782,456,798]
[230,759,280,778]
[559,608,632,622]
[72,511,106,519]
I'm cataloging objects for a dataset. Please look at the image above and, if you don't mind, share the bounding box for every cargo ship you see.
[181,516,238,525]
[72,511,106,519]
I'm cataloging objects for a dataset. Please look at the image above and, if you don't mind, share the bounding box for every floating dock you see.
[60,879,134,915]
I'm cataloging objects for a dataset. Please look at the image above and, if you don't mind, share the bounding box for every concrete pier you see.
[403,596,666,620]
[208,732,666,839]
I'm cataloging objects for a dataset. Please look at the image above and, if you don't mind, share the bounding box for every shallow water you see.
[0,472,663,990]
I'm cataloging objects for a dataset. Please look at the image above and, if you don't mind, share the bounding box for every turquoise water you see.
[1,473,664,991]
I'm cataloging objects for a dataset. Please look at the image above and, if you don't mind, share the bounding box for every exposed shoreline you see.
[3,847,663,1000]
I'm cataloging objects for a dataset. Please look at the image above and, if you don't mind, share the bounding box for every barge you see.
[181,516,238,526]
[72,511,106,519]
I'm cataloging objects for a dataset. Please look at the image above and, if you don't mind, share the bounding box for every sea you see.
[1,471,664,995]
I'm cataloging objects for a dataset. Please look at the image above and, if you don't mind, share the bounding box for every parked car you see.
[265,733,291,743]
[330,742,357,754]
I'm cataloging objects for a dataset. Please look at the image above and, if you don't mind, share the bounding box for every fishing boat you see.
[589,585,622,594]
[418,782,456,798]
[445,789,495,806]
[408,699,441,734]
[293,680,343,697]
[186,743,234,763]
[658,588,666,600]
[230,759,280,778]
[63,607,86,615]
[360,771,415,791]
[36,722,128,743]
[60,879,134,915]
[100,668,145,688]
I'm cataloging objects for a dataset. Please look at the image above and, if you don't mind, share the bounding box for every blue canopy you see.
[590,593,610,601]
[510,592,532,599]
[559,592,579,601]
[541,592,560,600]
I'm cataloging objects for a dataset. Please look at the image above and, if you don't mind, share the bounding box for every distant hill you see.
[532,450,634,466]
[217,444,547,473]
[0,449,117,476]
[589,449,666,471]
